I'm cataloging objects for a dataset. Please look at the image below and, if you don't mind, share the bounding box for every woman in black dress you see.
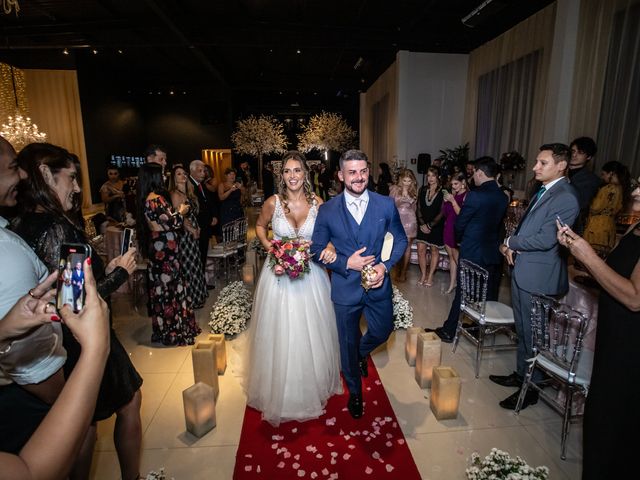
[376,162,393,196]
[416,166,444,287]
[218,167,245,226]
[556,182,640,479]
[12,143,142,480]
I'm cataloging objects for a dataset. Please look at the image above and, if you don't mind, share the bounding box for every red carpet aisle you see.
[233,359,421,479]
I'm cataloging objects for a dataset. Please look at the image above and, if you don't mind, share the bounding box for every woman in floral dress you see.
[136,163,201,346]
[169,165,207,309]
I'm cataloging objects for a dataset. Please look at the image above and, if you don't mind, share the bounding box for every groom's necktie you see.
[351,198,364,224]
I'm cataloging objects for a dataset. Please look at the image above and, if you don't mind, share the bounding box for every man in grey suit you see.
[491,143,579,410]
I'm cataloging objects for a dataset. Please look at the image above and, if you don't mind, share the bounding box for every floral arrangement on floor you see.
[392,285,414,330]
[466,448,549,480]
[208,281,253,335]
[267,236,312,279]
[144,468,174,480]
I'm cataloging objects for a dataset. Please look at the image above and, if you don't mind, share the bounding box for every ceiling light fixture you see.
[296,49,301,54]
[117,49,123,54]
[461,0,505,28]
[62,48,69,55]
[353,57,364,70]
[92,48,98,54]
[0,65,47,151]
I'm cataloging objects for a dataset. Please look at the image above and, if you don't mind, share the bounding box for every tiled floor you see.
[92,213,584,479]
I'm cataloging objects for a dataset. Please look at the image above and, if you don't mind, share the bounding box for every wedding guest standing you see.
[136,162,201,346]
[218,168,245,226]
[376,162,393,195]
[169,165,207,308]
[583,161,630,253]
[416,166,444,287]
[99,167,127,223]
[556,180,640,480]
[12,142,143,480]
[568,137,601,233]
[389,169,417,282]
[441,173,468,294]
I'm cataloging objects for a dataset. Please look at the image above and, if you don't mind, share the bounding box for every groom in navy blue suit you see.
[311,150,407,419]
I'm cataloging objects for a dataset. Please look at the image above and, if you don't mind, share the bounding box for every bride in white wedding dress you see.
[244,151,342,426]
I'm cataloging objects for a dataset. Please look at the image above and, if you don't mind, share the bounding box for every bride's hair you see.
[278,151,315,213]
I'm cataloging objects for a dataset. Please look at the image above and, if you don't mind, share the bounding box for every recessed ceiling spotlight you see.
[148,91,153,95]
[169,90,174,95]
[92,48,98,55]
[117,49,123,54]
[157,91,161,95]
[62,48,69,55]
[279,91,283,95]
[182,91,187,95]
[296,49,301,54]
[313,92,318,96]
[269,49,273,53]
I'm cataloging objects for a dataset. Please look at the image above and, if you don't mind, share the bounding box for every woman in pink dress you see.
[389,169,418,282]
[441,173,468,294]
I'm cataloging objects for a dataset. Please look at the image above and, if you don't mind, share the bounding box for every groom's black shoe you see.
[359,356,369,378]
[347,393,363,419]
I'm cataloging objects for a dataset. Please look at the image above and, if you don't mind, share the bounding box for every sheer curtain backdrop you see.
[596,2,640,177]
[475,51,540,190]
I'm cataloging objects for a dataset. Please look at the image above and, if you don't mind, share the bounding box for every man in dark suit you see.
[189,160,219,283]
[428,157,508,343]
[311,149,407,419]
[493,143,579,410]
[568,137,601,233]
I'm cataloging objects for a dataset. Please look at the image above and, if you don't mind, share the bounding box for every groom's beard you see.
[344,179,368,196]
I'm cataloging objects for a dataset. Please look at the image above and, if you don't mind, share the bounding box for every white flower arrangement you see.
[208,281,253,335]
[392,286,414,330]
[466,448,549,480]
[297,111,357,154]
[144,468,174,480]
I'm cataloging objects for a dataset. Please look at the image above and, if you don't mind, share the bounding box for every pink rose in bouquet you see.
[267,236,313,280]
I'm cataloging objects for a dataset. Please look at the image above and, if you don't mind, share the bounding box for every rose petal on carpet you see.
[233,358,421,479]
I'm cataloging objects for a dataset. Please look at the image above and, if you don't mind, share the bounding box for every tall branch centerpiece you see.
[297,111,356,163]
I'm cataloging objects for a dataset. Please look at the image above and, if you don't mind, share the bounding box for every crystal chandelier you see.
[0,64,47,151]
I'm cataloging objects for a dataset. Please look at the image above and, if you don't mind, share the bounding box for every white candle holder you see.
[415,331,442,388]
[405,327,422,366]
[183,382,216,437]
[207,333,227,375]
[192,341,219,399]
[430,366,461,420]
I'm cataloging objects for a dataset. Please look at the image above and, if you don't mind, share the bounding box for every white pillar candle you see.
[183,382,216,437]
[192,341,219,399]
[430,366,461,420]
[405,327,422,366]
[207,333,227,375]
[415,331,442,388]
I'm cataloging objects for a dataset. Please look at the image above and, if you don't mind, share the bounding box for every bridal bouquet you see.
[267,236,312,280]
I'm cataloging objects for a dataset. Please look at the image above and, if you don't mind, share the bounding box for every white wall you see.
[396,51,469,177]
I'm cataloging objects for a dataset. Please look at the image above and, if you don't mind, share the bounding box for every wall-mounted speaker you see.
[417,153,431,174]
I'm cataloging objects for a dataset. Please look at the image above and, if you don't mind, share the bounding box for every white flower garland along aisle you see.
[208,281,253,335]
[466,448,549,480]
[144,468,174,480]
[392,286,414,330]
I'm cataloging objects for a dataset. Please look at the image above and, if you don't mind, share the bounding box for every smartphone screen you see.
[121,228,134,256]
[56,243,91,313]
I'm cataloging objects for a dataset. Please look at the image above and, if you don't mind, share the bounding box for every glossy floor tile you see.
[94,232,583,479]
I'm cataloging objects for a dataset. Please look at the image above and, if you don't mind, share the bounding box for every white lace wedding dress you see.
[244,196,342,426]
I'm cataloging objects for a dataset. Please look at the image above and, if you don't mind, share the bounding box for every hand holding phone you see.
[56,243,91,314]
[556,215,566,227]
[121,227,134,256]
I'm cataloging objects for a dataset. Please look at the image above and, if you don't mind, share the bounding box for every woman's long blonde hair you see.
[278,151,315,213]
[395,168,418,199]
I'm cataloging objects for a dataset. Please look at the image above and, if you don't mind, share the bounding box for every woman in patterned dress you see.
[136,163,201,346]
[169,165,207,309]
[389,168,418,282]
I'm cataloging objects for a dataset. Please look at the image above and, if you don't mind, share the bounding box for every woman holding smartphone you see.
[11,143,143,480]
[218,167,245,226]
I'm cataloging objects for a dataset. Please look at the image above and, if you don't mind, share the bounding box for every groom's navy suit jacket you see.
[311,191,407,304]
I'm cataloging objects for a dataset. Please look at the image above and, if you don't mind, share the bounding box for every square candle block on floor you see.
[415,331,442,389]
[183,382,216,438]
[207,333,227,375]
[430,366,461,420]
[192,341,220,398]
[405,327,422,366]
